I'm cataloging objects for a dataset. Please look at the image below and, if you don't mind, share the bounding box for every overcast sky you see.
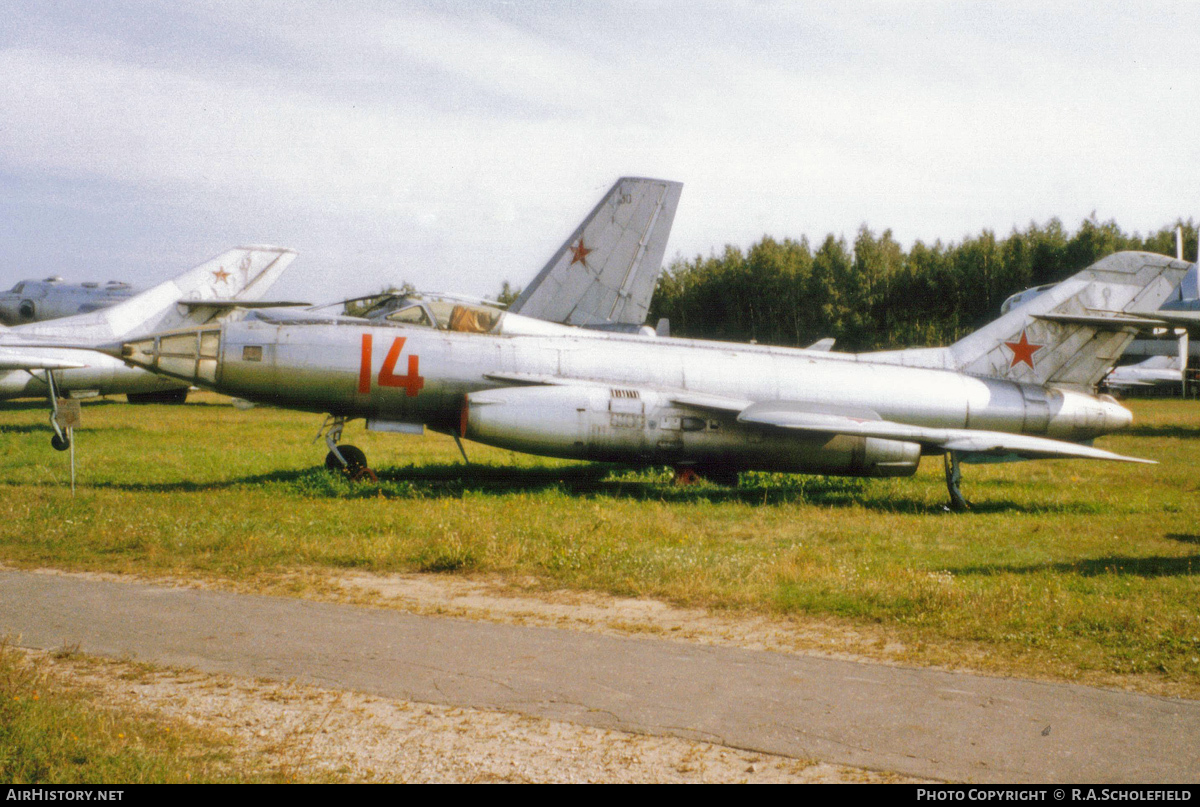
[2,1,1198,302]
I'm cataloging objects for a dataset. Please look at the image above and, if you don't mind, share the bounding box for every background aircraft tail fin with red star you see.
[865,251,1192,391]
[510,177,683,330]
[8,246,297,346]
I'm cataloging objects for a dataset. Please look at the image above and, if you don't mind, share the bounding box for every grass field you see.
[0,641,294,783]
[1,392,1198,697]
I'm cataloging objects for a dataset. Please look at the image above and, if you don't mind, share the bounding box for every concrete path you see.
[0,570,1196,783]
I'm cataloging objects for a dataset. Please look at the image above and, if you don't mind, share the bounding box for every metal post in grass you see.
[54,399,81,496]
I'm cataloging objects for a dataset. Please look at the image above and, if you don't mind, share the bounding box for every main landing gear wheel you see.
[325,444,377,482]
[50,433,70,452]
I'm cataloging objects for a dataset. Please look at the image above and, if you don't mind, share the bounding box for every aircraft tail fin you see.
[12,246,297,344]
[510,177,682,327]
[868,251,1192,390]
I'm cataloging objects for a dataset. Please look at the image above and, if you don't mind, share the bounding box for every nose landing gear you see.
[316,416,377,482]
[42,370,71,452]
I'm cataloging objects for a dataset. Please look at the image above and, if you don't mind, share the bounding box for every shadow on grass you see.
[1124,424,1200,439]
[0,425,60,435]
[1166,533,1200,545]
[950,554,1200,578]
[0,399,125,412]
[88,463,876,505]
[81,462,1106,514]
[0,398,236,414]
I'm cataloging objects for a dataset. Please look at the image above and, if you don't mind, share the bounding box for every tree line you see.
[645,217,1197,352]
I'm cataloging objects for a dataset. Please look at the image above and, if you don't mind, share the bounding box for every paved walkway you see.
[1,570,1196,782]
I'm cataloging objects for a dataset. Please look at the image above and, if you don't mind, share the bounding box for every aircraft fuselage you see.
[120,317,1133,477]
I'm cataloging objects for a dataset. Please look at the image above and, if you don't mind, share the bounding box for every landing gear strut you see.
[943,451,969,512]
[42,370,70,452]
[316,415,377,482]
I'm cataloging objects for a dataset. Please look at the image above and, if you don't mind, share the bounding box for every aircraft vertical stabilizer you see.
[867,252,1192,390]
[511,177,683,327]
[11,246,297,345]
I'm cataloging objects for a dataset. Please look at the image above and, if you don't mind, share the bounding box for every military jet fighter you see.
[1104,354,1187,393]
[105,247,1190,508]
[0,278,138,326]
[0,245,297,447]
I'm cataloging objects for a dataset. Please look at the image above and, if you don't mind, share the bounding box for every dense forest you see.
[643,217,1197,352]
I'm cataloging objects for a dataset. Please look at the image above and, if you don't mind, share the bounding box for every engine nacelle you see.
[463,385,920,478]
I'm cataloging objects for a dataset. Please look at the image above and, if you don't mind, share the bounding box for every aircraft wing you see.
[178,300,311,310]
[736,402,1151,463]
[0,350,87,371]
[482,373,756,410]
[483,371,601,387]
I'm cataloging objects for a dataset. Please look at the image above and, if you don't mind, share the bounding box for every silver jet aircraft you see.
[0,278,138,326]
[0,245,296,447]
[1104,351,1188,394]
[105,249,1190,508]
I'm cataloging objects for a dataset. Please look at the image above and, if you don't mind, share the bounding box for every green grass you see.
[1,393,1199,696]
[0,641,295,783]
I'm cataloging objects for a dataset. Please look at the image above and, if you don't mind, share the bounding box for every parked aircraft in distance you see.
[0,278,139,326]
[1104,353,1187,394]
[107,242,1190,508]
[0,246,297,447]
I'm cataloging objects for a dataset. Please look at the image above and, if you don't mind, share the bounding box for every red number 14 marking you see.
[358,334,424,397]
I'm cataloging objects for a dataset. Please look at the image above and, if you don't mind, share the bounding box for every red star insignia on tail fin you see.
[568,239,593,267]
[1004,329,1043,368]
[212,267,231,283]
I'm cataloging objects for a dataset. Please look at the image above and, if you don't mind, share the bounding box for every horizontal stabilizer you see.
[1148,309,1200,327]
[1033,312,1168,329]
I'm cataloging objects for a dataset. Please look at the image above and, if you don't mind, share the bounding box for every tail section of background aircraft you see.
[11,246,297,345]
[510,177,683,328]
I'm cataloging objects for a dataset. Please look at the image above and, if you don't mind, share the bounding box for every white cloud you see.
[1,1,1199,299]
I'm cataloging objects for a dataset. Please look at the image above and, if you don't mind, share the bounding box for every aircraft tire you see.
[699,467,741,486]
[50,433,70,452]
[127,389,189,405]
[325,445,368,476]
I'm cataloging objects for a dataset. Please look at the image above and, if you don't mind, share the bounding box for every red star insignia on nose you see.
[212,267,231,283]
[568,239,593,267]
[1004,329,1043,368]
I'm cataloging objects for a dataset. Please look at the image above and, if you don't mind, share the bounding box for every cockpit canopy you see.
[369,296,505,335]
